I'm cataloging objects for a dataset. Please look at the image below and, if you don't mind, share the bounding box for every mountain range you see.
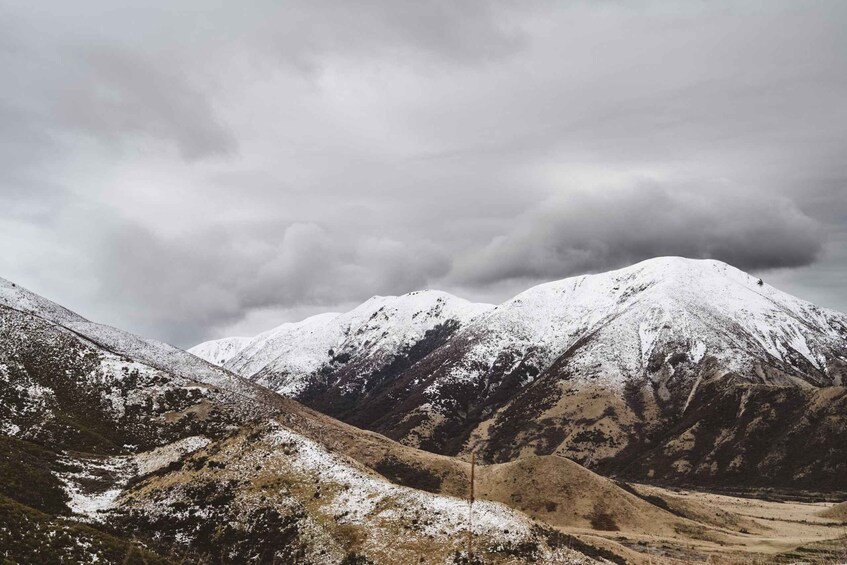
[192,257,847,489]
[3,256,846,563]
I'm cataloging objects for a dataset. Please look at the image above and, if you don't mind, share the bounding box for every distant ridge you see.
[195,257,847,489]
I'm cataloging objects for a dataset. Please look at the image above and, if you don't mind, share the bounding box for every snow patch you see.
[57,436,210,520]
[261,421,533,543]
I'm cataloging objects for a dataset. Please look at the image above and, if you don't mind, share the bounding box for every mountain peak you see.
[469,256,844,386]
[194,257,846,395]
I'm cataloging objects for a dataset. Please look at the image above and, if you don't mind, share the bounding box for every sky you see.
[1,0,845,348]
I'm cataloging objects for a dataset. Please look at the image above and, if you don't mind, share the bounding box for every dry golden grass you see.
[819,501,847,522]
[224,397,847,563]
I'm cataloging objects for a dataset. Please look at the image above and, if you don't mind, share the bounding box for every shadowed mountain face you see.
[194,257,847,489]
[0,277,598,564]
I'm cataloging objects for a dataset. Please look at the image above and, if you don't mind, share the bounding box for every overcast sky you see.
[1,0,846,347]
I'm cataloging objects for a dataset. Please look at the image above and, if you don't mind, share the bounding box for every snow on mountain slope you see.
[0,277,266,400]
[0,277,87,326]
[188,335,250,366]
[118,418,601,564]
[0,275,283,457]
[397,257,847,473]
[199,290,493,396]
[431,256,847,398]
[198,257,847,484]
[224,312,344,391]
[203,257,846,404]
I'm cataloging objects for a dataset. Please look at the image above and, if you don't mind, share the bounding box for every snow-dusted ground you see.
[133,435,211,475]
[58,455,130,518]
[122,419,603,563]
[57,436,210,520]
[260,422,533,543]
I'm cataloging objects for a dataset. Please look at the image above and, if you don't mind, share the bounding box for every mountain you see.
[196,257,847,489]
[191,290,492,401]
[187,335,251,366]
[0,277,602,564]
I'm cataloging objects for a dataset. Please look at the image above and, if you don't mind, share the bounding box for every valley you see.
[552,484,847,564]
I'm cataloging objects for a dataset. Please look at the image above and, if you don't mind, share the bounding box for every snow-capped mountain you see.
[449,256,846,391]
[194,290,492,398]
[407,256,846,433]
[198,257,847,487]
[187,335,251,366]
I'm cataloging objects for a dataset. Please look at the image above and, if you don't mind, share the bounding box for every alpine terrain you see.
[0,276,607,564]
[193,257,847,490]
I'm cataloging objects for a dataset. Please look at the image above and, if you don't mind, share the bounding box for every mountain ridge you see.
[193,257,847,488]
[194,257,847,387]
[193,289,494,398]
[3,263,846,562]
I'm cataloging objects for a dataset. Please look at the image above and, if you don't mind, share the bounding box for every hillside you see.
[195,257,847,488]
[0,276,600,564]
[819,501,847,522]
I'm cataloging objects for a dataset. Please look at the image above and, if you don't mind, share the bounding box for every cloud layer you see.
[1,0,845,346]
[457,182,824,285]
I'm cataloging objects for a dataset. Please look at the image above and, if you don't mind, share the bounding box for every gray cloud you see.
[1,0,846,346]
[88,220,449,345]
[57,48,237,160]
[453,181,824,286]
[258,0,530,70]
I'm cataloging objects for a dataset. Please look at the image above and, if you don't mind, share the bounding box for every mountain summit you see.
[195,257,847,488]
[192,289,493,397]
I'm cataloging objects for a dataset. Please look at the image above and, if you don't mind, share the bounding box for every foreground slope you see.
[116,419,603,564]
[0,277,598,564]
[198,257,847,488]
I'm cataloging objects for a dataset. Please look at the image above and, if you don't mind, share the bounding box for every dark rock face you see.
[297,320,463,428]
[619,380,847,490]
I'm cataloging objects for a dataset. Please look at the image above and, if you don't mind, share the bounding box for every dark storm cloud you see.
[455,182,824,286]
[1,0,846,346]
